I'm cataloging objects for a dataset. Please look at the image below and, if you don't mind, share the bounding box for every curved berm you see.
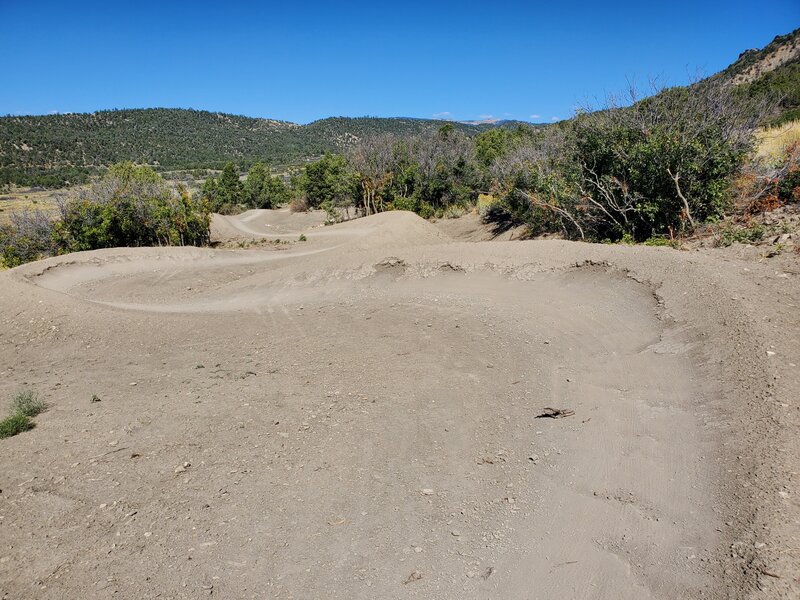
[1,210,797,599]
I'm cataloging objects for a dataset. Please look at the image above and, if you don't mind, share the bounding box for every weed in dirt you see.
[644,236,682,249]
[11,390,48,417]
[299,234,307,242]
[0,413,35,439]
[90,394,101,403]
[716,223,766,247]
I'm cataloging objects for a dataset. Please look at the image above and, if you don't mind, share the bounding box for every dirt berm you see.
[1,210,798,599]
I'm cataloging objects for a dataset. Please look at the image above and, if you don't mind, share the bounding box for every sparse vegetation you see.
[0,391,48,439]
[716,222,767,247]
[0,413,34,438]
[11,390,48,417]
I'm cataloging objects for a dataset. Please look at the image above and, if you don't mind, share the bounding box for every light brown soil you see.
[1,210,798,599]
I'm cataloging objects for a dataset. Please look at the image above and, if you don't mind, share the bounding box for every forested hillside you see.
[0,109,508,187]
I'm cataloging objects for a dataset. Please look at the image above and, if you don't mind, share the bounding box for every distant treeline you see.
[0,109,508,188]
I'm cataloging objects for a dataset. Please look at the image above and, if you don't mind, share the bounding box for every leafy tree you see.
[244,162,289,208]
[302,153,356,209]
[201,162,244,211]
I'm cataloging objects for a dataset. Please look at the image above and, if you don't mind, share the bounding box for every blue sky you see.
[1,1,798,124]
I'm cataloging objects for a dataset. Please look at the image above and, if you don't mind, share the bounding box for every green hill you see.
[0,109,506,187]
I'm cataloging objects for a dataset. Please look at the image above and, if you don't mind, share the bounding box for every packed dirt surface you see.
[1,210,798,599]
[211,208,328,243]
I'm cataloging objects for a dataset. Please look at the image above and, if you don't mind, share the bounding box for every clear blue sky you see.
[1,1,798,124]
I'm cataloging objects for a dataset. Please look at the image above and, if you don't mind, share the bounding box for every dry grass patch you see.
[756,120,800,164]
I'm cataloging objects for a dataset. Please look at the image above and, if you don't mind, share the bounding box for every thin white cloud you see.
[550,116,560,121]
[529,114,541,119]
[433,111,452,119]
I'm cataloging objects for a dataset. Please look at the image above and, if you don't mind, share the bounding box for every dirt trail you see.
[211,207,328,242]
[1,211,798,599]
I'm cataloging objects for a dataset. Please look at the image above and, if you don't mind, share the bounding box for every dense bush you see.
[286,85,764,242]
[776,143,800,203]
[0,208,63,267]
[487,84,764,241]
[57,162,210,250]
[570,85,756,240]
[0,162,211,267]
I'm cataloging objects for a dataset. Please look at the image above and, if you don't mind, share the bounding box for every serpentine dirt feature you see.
[1,210,798,599]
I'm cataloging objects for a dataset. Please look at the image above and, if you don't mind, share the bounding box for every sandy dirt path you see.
[1,211,798,599]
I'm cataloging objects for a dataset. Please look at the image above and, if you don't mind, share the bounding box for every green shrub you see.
[716,223,766,247]
[57,163,211,251]
[389,196,418,212]
[418,202,435,219]
[319,199,342,223]
[476,194,499,219]
[11,391,48,417]
[643,236,681,248]
[0,210,59,268]
[244,162,290,209]
[0,413,34,439]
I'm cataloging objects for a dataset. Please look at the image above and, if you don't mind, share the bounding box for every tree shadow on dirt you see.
[483,205,518,238]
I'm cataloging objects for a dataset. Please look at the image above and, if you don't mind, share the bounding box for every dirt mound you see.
[1,212,798,599]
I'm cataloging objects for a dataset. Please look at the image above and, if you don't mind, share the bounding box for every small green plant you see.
[716,223,766,247]
[90,394,101,403]
[0,413,34,439]
[418,202,435,220]
[0,391,48,439]
[643,236,681,249]
[298,234,307,242]
[11,391,48,417]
